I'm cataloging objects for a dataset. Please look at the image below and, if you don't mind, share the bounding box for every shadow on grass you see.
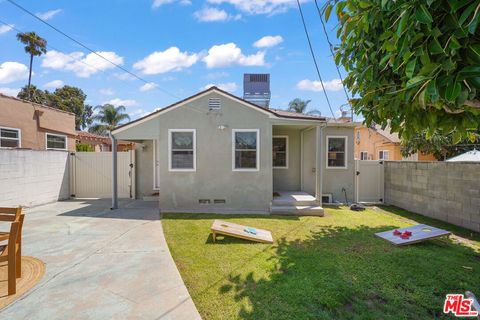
[162,213,300,221]
[218,224,480,319]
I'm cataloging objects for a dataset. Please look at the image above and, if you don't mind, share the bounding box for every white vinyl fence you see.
[355,160,385,203]
[69,151,135,199]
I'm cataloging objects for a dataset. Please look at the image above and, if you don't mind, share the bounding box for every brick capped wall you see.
[384,161,480,232]
[0,149,70,207]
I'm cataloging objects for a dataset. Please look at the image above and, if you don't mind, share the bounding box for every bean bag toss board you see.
[211,220,273,244]
[375,224,451,246]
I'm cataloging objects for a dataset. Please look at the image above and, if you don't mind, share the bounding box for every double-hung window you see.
[360,151,368,160]
[169,129,196,171]
[379,150,389,160]
[46,133,67,150]
[0,127,21,148]
[233,129,259,171]
[326,136,347,168]
[272,136,288,168]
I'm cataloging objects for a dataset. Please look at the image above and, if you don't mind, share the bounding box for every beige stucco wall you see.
[0,95,76,151]
[272,127,301,191]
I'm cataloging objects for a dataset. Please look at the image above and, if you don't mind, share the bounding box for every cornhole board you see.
[375,224,451,246]
[211,220,273,244]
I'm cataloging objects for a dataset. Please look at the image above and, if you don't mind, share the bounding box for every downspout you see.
[109,131,118,210]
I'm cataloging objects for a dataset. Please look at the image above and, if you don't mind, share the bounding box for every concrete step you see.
[270,205,324,216]
[272,192,317,206]
[143,196,159,202]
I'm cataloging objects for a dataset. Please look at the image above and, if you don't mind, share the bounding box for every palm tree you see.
[287,98,321,115]
[88,104,131,135]
[16,32,47,99]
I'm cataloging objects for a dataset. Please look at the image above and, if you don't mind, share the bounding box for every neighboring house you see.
[354,125,436,161]
[446,149,480,162]
[112,86,357,214]
[76,131,133,152]
[0,94,76,151]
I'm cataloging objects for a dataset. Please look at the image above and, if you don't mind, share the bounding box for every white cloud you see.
[207,0,299,15]
[0,24,14,35]
[0,61,29,84]
[100,88,114,95]
[296,79,344,92]
[204,71,229,80]
[44,80,64,89]
[139,82,158,92]
[253,35,283,48]
[42,50,124,78]
[133,47,199,75]
[203,82,238,92]
[152,0,191,8]
[36,9,62,20]
[105,98,137,107]
[203,43,265,68]
[194,7,241,22]
[0,87,20,97]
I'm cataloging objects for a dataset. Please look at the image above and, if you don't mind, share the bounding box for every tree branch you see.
[465,100,480,109]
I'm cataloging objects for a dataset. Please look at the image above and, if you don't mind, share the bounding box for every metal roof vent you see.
[243,73,271,108]
[208,98,221,110]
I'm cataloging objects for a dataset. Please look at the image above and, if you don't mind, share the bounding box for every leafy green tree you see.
[17,85,49,105]
[76,143,95,152]
[287,98,321,115]
[16,32,47,98]
[324,0,480,143]
[49,86,89,130]
[89,104,130,136]
[401,130,480,159]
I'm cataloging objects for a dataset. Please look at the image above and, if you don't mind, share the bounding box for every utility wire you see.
[6,0,179,99]
[295,0,337,122]
[314,0,353,120]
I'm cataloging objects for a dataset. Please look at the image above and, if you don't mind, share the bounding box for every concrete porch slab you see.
[0,199,201,320]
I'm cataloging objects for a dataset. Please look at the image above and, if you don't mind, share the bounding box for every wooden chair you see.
[0,214,24,295]
[0,207,22,222]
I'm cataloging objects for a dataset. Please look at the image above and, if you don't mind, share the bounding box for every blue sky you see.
[0,0,352,122]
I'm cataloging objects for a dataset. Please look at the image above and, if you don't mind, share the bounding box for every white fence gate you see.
[69,151,135,199]
[355,160,384,203]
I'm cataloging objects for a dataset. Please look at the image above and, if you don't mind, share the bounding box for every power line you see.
[6,0,179,99]
[314,0,352,119]
[295,0,337,122]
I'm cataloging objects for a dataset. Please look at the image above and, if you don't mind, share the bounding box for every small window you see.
[169,129,196,171]
[272,136,288,168]
[46,133,67,150]
[326,136,347,168]
[208,98,221,110]
[379,150,390,160]
[360,151,368,160]
[0,127,21,148]
[233,129,259,171]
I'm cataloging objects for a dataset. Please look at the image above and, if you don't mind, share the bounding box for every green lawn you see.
[162,206,480,320]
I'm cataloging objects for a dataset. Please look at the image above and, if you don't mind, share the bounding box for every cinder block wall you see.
[0,149,70,207]
[384,161,480,232]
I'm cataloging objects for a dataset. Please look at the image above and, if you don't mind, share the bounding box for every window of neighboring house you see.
[379,150,390,160]
[0,127,21,148]
[272,136,288,168]
[233,129,259,171]
[46,133,67,150]
[360,151,368,160]
[169,129,196,171]
[326,136,347,168]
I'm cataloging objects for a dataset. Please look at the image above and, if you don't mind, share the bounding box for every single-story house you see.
[0,93,76,151]
[112,87,357,214]
[76,131,134,152]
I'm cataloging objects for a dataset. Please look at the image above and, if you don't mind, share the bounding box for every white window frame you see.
[379,150,390,160]
[326,135,348,169]
[45,133,67,150]
[0,126,21,148]
[153,140,160,190]
[360,151,368,160]
[168,129,196,172]
[232,129,260,172]
[273,135,288,169]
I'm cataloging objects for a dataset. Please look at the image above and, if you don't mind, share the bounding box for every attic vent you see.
[209,98,221,110]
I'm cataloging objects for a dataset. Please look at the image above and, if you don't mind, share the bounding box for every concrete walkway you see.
[0,199,201,320]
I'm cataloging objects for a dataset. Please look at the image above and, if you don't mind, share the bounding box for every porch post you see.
[109,132,118,210]
[315,125,323,205]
